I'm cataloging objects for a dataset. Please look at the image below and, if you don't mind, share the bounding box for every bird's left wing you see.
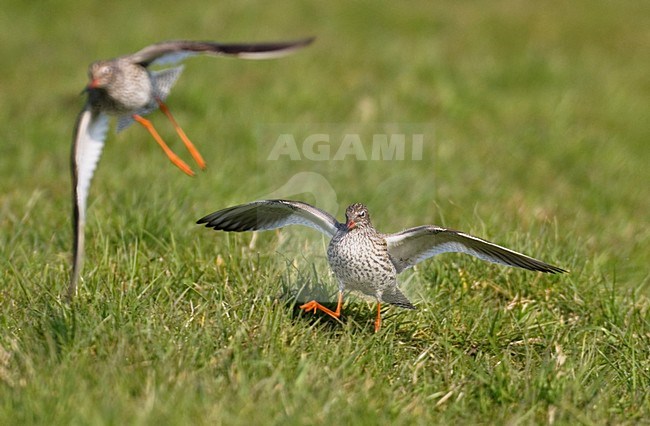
[129,37,315,67]
[385,226,566,274]
[69,105,110,297]
[197,199,342,237]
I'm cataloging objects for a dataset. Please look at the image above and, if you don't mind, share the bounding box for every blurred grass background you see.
[1,0,649,424]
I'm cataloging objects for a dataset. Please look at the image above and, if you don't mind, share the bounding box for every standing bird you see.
[197,200,566,332]
[69,38,314,298]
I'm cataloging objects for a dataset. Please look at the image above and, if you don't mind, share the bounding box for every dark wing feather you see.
[197,199,341,237]
[128,38,315,67]
[69,105,110,297]
[385,226,566,274]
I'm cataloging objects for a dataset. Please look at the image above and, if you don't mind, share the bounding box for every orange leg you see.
[133,114,194,176]
[157,100,207,170]
[300,292,343,320]
[374,303,382,333]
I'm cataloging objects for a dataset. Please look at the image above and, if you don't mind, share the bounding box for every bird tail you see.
[382,287,416,310]
[151,65,184,101]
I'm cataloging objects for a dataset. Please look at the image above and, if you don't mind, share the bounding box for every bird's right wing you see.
[197,199,342,237]
[69,105,110,296]
[385,225,566,274]
[130,38,315,67]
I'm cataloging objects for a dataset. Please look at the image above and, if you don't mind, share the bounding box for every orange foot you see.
[299,292,343,320]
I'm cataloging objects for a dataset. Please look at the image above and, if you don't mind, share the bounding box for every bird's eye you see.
[101,66,112,76]
[359,211,366,217]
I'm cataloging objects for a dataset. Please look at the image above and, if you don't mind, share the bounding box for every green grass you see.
[1,0,649,424]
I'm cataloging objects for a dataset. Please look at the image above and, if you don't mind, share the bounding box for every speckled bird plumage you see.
[327,204,414,309]
[86,60,184,130]
[87,59,154,116]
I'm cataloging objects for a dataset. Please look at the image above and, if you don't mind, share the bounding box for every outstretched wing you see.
[128,37,315,67]
[385,226,566,274]
[197,199,342,237]
[69,105,110,296]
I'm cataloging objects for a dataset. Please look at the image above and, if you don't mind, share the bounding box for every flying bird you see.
[69,38,314,298]
[197,200,566,332]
